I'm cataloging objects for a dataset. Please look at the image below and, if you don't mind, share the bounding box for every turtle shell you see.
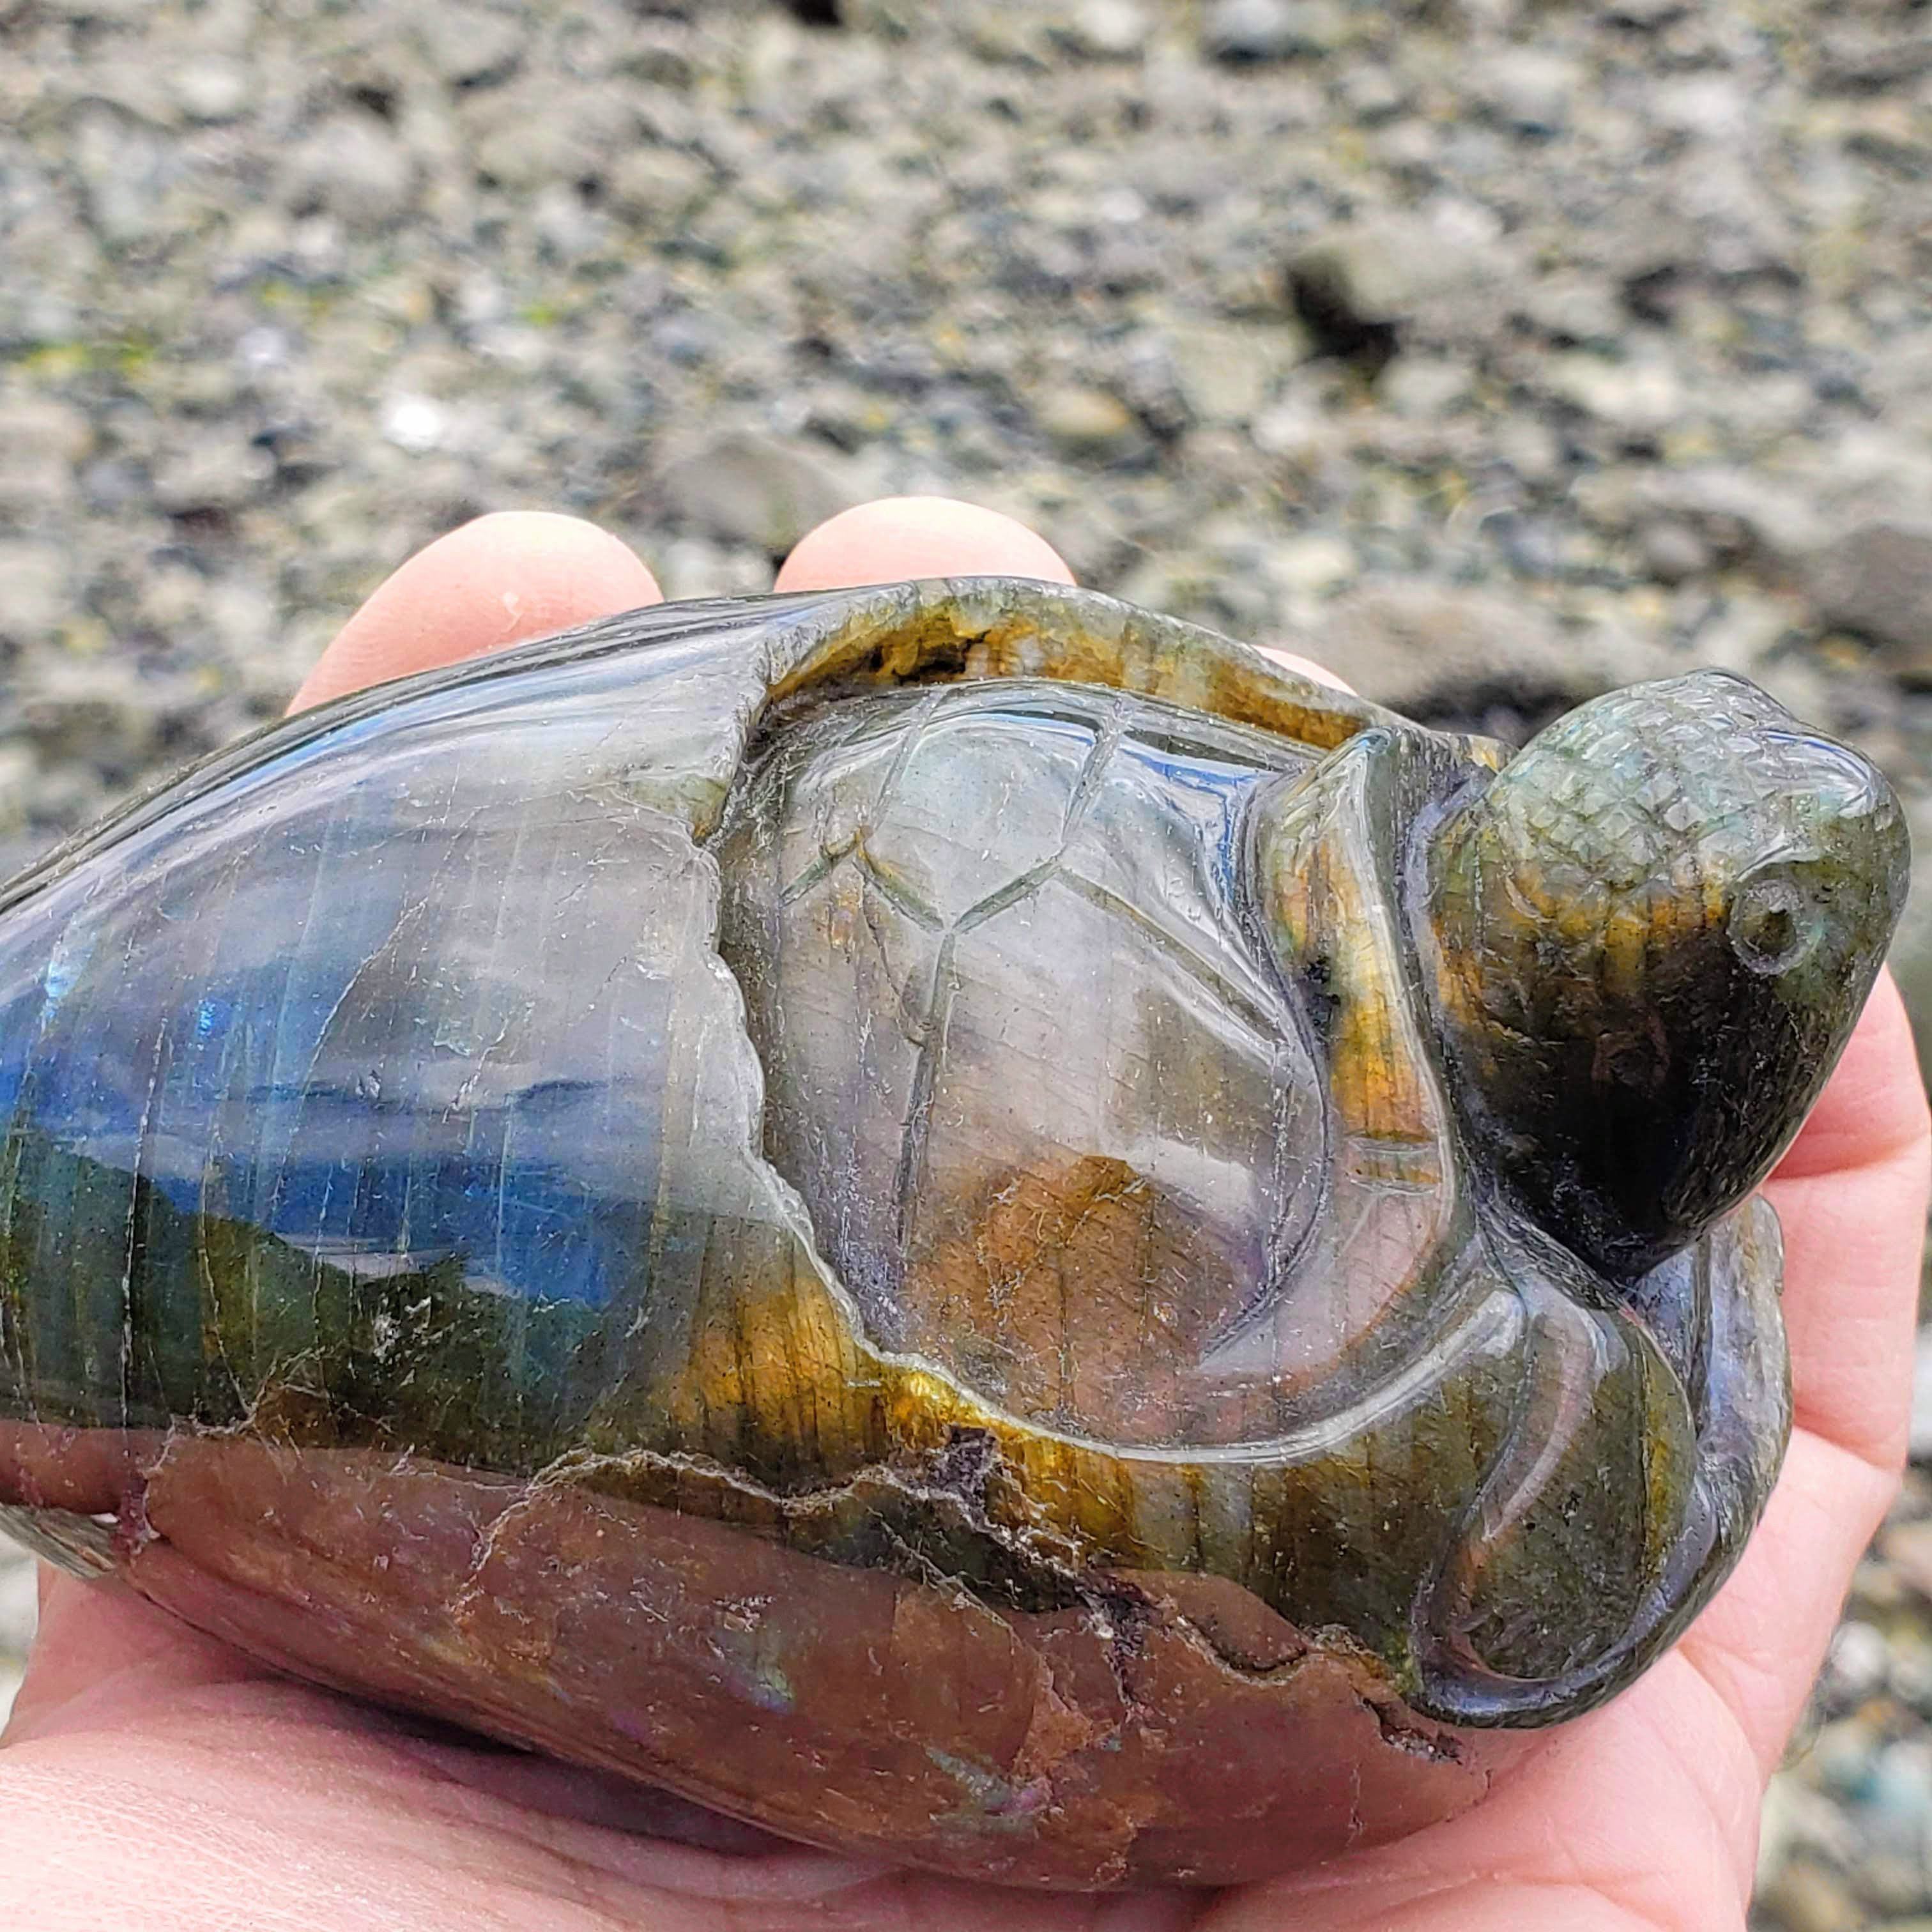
[0,578,1895,1887]
[714,678,1337,1449]
[706,656,1793,1728]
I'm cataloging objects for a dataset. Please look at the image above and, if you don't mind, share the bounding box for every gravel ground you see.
[1,0,1930,1917]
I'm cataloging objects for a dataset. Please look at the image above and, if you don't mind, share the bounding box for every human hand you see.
[1,498,1923,1931]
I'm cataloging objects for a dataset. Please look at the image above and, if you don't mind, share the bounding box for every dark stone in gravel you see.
[654,429,864,555]
[1307,583,1675,738]
[1287,216,1515,369]
[1805,523,1932,680]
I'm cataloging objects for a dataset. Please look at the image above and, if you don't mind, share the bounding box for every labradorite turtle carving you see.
[0,580,1906,1887]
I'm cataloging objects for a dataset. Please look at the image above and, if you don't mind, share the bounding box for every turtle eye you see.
[1728,875,1824,976]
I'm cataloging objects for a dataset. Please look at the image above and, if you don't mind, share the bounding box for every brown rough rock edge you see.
[1,1422,1496,1889]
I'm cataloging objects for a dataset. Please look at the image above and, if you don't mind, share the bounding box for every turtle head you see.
[1426,670,1906,1280]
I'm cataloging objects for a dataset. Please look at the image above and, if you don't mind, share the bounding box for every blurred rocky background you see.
[0,0,1928,1918]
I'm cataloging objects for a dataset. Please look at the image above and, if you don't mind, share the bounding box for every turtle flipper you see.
[1411,1199,1788,1725]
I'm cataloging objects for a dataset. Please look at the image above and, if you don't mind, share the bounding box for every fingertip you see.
[774,496,1075,592]
[291,512,663,712]
[1254,645,1356,694]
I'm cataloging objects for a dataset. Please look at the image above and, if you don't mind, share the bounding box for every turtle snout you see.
[1768,729,1894,818]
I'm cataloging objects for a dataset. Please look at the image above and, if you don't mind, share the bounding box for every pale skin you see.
[1,498,1924,1931]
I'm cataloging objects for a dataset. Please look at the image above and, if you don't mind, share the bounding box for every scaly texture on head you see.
[1425,671,1907,1280]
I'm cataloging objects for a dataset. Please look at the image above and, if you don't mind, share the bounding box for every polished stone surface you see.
[0,581,1906,1885]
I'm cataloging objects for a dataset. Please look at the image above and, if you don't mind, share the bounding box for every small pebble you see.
[1823,1620,1893,1705]
[1910,1328,1932,1464]
[1036,387,1143,461]
[1059,0,1151,59]
[168,56,249,123]
[1639,520,1712,583]
[1758,1855,1867,1932]
[1202,0,1345,62]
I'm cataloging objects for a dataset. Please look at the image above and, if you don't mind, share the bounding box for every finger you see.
[1671,974,1928,1772]
[774,496,1075,590]
[1676,1423,1899,1776]
[289,512,663,711]
[1763,972,1929,1469]
[1255,645,1355,693]
[7,1573,269,1745]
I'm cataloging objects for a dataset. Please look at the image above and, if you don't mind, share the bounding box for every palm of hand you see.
[3,503,1924,1932]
